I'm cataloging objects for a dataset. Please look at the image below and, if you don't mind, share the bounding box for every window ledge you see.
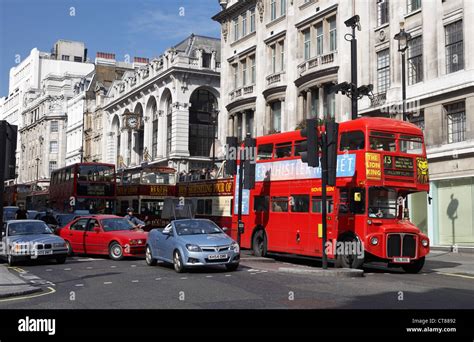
[405,8,422,19]
[299,0,316,11]
[374,22,389,32]
[230,31,257,47]
[266,14,286,29]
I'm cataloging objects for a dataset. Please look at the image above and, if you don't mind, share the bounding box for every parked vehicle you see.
[58,215,148,260]
[146,219,240,273]
[2,206,19,222]
[0,220,68,266]
[55,214,80,228]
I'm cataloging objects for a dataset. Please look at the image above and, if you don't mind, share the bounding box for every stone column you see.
[265,104,272,134]
[120,128,128,166]
[228,115,234,137]
[306,89,312,119]
[233,113,239,140]
[242,111,247,137]
[318,86,324,120]
[130,130,137,165]
[211,50,217,70]
[297,93,304,124]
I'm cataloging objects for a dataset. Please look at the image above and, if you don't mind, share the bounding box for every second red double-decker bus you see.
[231,117,430,273]
[50,162,116,213]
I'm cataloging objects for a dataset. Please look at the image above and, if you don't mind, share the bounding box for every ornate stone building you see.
[103,34,222,172]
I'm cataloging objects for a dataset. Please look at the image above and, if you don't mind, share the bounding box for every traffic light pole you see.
[320,133,328,270]
[237,147,245,246]
[350,24,358,120]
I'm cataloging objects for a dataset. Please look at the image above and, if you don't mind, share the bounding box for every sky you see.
[0,0,221,96]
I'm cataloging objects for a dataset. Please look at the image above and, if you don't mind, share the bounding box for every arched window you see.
[166,96,173,156]
[189,89,218,157]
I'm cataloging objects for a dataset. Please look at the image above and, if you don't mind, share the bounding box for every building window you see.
[407,0,421,13]
[303,29,311,60]
[152,110,158,159]
[445,102,466,143]
[250,55,256,84]
[189,89,218,157]
[166,98,172,156]
[280,41,285,71]
[311,89,319,118]
[242,60,247,86]
[316,23,323,56]
[74,56,82,62]
[409,110,425,131]
[271,101,282,133]
[233,17,239,41]
[270,0,277,21]
[62,55,70,61]
[50,120,59,133]
[280,0,286,16]
[445,20,464,74]
[242,12,247,37]
[49,141,58,153]
[233,64,238,88]
[328,16,337,52]
[271,45,276,74]
[49,161,57,175]
[250,8,256,32]
[408,36,423,85]
[324,88,335,119]
[377,49,390,93]
[377,0,389,26]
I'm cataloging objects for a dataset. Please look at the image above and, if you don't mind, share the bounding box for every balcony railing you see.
[266,72,282,86]
[297,52,337,76]
[370,93,387,108]
[229,85,254,101]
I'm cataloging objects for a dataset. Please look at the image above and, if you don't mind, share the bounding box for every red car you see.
[58,215,148,260]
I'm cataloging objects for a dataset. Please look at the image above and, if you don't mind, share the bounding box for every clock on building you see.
[125,115,140,129]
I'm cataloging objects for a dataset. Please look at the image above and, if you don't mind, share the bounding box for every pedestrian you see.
[124,208,145,229]
[15,203,28,220]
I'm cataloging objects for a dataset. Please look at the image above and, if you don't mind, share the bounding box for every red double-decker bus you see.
[50,163,116,213]
[232,117,430,273]
[177,176,234,229]
[116,165,176,230]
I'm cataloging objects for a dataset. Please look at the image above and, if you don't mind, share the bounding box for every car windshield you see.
[174,220,222,236]
[101,218,135,232]
[8,222,54,236]
[368,187,398,219]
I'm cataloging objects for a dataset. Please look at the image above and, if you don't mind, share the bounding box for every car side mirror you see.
[93,227,101,233]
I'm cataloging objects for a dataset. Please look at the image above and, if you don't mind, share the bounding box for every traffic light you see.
[326,120,339,186]
[225,136,238,176]
[299,118,319,167]
[243,136,256,190]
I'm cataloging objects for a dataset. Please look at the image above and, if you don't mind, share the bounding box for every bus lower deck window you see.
[271,197,288,212]
[290,195,309,212]
[312,196,333,213]
[253,196,269,212]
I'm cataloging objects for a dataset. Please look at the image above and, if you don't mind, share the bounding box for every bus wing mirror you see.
[354,192,362,202]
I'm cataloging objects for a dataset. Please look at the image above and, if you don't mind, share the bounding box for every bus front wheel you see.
[252,230,267,257]
[401,257,425,274]
[335,236,364,269]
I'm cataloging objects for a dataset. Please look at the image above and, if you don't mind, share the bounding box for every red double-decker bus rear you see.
[231,117,430,273]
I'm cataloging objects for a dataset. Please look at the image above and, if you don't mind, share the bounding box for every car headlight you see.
[186,244,202,252]
[230,242,240,253]
[12,243,28,253]
[370,237,379,245]
[421,239,429,247]
[129,239,144,245]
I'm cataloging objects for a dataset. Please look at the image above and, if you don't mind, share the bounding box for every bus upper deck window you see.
[275,142,292,159]
[399,135,423,154]
[257,143,273,160]
[293,140,305,157]
[369,131,396,152]
[340,131,365,151]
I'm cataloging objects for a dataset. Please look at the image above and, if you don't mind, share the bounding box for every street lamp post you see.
[394,24,412,122]
[35,157,40,184]
[211,107,219,167]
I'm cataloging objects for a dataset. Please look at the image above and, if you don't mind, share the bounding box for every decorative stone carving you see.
[222,20,229,42]
[257,0,264,22]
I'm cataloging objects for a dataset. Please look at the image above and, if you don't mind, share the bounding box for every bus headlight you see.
[421,239,429,247]
[370,237,379,246]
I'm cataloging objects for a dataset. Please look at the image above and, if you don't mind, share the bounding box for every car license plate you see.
[208,254,228,260]
[36,250,53,256]
[393,257,410,263]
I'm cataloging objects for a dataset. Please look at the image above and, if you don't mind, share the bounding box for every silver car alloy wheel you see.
[146,247,152,263]
[112,245,122,258]
[174,252,181,270]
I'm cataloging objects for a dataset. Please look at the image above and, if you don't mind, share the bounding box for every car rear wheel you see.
[252,230,267,257]
[401,257,425,274]
[65,240,73,256]
[145,245,157,266]
[225,263,239,272]
[173,250,185,273]
[109,242,124,261]
[56,256,67,264]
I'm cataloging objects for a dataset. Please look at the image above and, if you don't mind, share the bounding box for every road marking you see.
[104,281,112,285]
[437,272,474,280]
[110,266,117,268]
[45,269,52,272]
[131,265,137,267]
[8,266,26,273]
[0,287,56,303]
[180,277,187,280]
[225,274,232,277]
[64,268,71,271]
[86,267,93,270]
[75,284,84,287]
[132,280,139,283]
[206,275,213,278]
[155,278,162,281]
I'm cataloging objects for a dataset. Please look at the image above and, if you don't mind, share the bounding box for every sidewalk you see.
[425,250,474,275]
[0,265,42,299]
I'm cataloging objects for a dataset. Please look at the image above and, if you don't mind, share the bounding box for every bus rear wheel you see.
[252,230,267,257]
[335,236,364,269]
